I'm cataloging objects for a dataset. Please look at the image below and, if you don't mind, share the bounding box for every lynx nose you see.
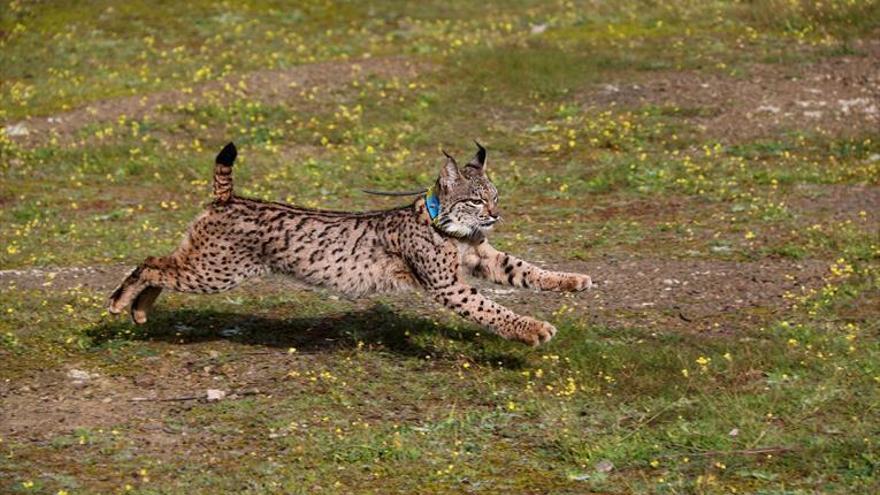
[487,203,501,219]
[483,213,501,226]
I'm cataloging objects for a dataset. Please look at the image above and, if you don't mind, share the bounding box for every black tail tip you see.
[215,142,237,166]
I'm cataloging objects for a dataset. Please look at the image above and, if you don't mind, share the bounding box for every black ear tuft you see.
[473,140,486,166]
[465,140,487,171]
[216,142,237,166]
[441,149,457,164]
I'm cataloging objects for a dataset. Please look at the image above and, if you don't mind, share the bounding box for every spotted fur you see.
[108,143,592,345]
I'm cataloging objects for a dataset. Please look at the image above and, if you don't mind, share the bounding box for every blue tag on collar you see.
[425,191,441,221]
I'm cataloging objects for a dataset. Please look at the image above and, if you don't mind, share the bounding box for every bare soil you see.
[0,254,829,333]
[787,184,880,223]
[581,36,880,141]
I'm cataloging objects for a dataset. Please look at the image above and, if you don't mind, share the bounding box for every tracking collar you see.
[425,187,441,222]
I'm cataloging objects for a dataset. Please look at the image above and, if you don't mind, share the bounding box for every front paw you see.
[514,318,557,346]
[559,273,592,292]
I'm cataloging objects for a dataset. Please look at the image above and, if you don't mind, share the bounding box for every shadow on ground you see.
[87,303,528,368]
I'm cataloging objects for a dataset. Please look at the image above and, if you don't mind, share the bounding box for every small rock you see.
[729,427,740,437]
[3,123,29,137]
[219,326,240,337]
[206,389,226,401]
[530,23,548,35]
[67,369,93,381]
[595,459,614,473]
[839,97,871,114]
[755,105,780,114]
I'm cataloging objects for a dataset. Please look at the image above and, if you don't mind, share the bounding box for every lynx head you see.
[433,142,500,239]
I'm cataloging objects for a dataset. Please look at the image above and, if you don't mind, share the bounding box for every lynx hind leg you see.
[108,265,149,316]
[130,286,163,324]
[108,257,174,322]
[109,252,264,324]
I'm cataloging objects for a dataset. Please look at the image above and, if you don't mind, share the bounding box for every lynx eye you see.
[466,199,485,207]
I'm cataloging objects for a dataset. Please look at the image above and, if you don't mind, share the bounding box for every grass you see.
[2,0,879,493]
[2,275,878,493]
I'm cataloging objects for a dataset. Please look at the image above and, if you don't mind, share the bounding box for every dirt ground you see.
[0,254,829,450]
[0,255,830,330]
[581,35,880,141]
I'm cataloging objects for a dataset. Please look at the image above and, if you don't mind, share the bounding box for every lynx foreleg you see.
[470,241,592,291]
[432,282,557,345]
[407,244,557,345]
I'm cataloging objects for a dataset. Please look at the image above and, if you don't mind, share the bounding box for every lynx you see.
[108,142,592,346]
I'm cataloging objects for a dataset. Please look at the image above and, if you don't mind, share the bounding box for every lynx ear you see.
[465,140,487,174]
[439,150,460,190]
